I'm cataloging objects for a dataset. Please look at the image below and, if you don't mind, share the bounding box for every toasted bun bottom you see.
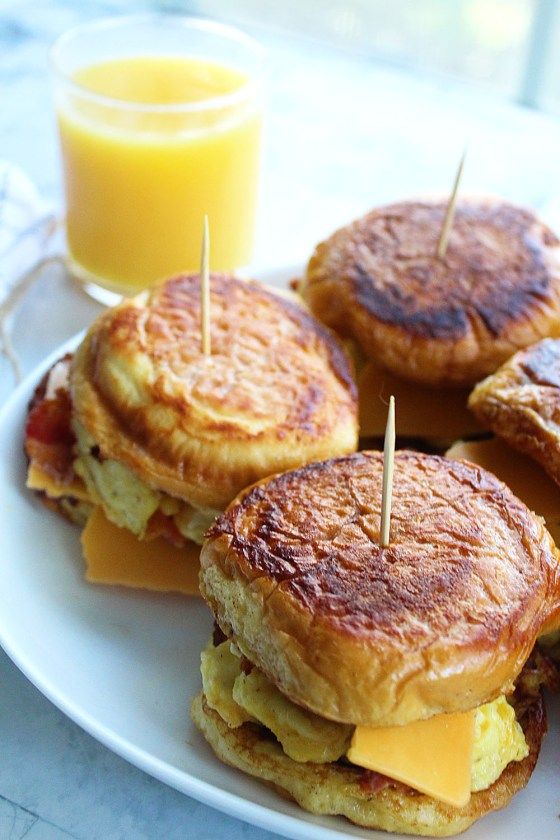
[191,691,545,838]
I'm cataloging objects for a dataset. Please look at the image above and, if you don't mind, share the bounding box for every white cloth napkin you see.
[0,160,62,382]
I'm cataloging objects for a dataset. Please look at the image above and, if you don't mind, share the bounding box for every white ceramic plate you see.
[0,268,558,840]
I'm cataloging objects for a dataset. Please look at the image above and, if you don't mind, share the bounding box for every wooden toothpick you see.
[380,395,395,547]
[436,148,467,260]
[200,214,211,356]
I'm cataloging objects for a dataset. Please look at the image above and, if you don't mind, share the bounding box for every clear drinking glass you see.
[50,15,265,298]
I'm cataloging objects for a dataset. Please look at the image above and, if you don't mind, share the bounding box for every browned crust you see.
[200,450,560,726]
[469,338,560,489]
[302,199,560,386]
[71,274,358,510]
[191,682,546,837]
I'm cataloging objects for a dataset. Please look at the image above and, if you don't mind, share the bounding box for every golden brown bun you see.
[200,450,560,726]
[301,199,560,387]
[469,338,560,487]
[445,436,560,523]
[191,678,545,837]
[71,274,358,511]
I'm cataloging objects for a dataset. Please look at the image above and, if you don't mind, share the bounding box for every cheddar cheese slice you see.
[26,462,91,502]
[358,361,483,441]
[348,710,475,808]
[81,506,200,595]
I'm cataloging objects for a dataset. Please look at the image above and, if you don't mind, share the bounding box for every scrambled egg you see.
[233,667,353,763]
[73,421,219,543]
[174,504,219,545]
[201,640,529,793]
[471,696,528,791]
[200,641,253,728]
[202,641,352,762]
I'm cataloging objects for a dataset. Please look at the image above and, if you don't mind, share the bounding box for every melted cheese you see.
[26,463,91,502]
[81,506,200,595]
[348,711,475,808]
[358,361,483,441]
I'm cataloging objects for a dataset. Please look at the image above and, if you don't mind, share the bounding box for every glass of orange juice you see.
[50,16,264,298]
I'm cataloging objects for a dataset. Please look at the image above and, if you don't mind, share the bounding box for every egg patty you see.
[200,639,528,795]
[73,421,219,545]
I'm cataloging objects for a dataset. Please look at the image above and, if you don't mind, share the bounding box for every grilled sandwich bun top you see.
[300,199,560,387]
[200,450,560,728]
[70,273,358,512]
[469,338,560,487]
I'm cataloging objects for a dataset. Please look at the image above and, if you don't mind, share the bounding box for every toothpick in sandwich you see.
[380,394,395,547]
[200,214,211,356]
[437,148,467,260]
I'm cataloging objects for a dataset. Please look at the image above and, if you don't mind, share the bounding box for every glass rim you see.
[49,14,266,114]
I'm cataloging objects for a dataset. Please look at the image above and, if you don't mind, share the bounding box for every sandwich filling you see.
[24,355,93,525]
[73,421,219,545]
[200,637,529,809]
[25,356,219,545]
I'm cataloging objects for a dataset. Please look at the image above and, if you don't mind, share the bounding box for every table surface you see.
[4,1,560,838]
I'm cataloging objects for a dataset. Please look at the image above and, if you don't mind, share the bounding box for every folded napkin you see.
[0,160,62,382]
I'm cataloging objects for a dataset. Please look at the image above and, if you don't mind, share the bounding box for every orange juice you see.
[57,55,262,293]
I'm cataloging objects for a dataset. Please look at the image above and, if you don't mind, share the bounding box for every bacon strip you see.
[358,769,392,795]
[145,510,186,547]
[24,354,77,485]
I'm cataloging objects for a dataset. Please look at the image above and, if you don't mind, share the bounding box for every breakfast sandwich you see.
[25,273,358,592]
[192,450,560,836]
[469,337,560,487]
[298,199,560,445]
[448,337,560,660]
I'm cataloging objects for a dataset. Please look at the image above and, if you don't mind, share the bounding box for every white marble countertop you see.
[4,1,560,838]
